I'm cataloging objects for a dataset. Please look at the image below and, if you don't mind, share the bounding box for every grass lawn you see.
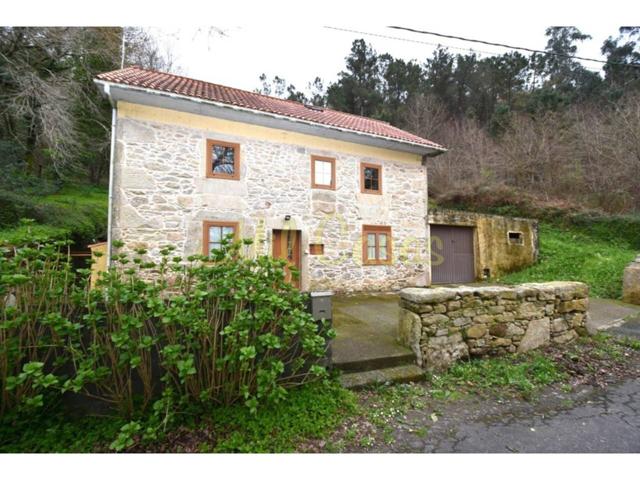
[500,222,638,299]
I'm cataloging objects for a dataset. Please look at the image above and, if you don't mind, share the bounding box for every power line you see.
[323,26,604,73]
[388,25,640,69]
[325,26,510,58]
[325,26,640,72]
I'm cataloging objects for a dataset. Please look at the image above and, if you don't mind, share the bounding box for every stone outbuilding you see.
[429,209,538,284]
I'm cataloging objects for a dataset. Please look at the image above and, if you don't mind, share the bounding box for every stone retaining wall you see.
[623,255,640,305]
[398,282,589,371]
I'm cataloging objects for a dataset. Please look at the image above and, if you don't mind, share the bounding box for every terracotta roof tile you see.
[96,66,445,152]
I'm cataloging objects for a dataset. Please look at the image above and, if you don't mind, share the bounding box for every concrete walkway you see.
[587,297,640,334]
[332,294,407,368]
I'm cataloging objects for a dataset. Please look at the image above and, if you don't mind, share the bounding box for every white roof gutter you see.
[94,79,446,157]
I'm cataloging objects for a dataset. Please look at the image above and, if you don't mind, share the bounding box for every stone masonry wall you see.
[112,107,429,293]
[398,282,589,371]
[623,255,640,305]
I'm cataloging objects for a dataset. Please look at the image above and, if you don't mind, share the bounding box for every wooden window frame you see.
[206,139,241,180]
[202,220,240,255]
[310,155,336,190]
[362,225,392,265]
[360,162,382,194]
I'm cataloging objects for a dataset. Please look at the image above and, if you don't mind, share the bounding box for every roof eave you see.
[94,79,447,156]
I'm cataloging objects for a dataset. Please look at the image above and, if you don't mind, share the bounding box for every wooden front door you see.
[272,229,301,288]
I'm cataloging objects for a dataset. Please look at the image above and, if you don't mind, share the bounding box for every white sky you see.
[4,0,638,96]
[149,23,626,95]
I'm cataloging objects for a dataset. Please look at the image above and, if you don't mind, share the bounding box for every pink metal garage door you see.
[430,225,475,284]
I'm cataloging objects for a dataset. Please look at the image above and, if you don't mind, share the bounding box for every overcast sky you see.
[5,0,635,96]
[149,23,624,95]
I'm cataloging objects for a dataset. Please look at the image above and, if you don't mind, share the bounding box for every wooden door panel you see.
[430,225,475,284]
[272,229,301,288]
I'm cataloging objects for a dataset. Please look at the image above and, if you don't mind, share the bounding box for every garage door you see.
[430,225,475,284]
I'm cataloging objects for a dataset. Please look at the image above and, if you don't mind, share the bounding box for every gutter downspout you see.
[106,104,117,267]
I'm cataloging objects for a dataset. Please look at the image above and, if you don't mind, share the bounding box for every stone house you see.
[95,67,446,292]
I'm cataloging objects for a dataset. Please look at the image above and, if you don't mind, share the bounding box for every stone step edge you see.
[332,352,417,373]
[339,364,425,389]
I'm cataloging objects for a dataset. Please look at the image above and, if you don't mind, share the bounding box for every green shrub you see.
[0,240,80,415]
[1,235,332,449]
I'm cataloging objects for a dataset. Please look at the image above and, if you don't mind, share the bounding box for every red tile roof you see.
[96,66,445,152]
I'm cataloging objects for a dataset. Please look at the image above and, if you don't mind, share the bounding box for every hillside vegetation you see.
[500,222,637,299]
[0,185,107,246]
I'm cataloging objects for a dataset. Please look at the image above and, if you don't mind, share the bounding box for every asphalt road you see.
[375,377,640,453]
[374,305,640,454]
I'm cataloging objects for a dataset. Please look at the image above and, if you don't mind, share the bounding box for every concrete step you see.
[339,364,425,389]
[333,351,416,373]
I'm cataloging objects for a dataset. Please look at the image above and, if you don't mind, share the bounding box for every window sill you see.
[206,174,241,181]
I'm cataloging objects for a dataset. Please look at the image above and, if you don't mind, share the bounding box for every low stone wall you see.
[398,282,589,371]
[623,255,640,305]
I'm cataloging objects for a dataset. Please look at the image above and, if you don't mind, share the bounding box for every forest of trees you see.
[1,26,639,223]
[258,27,640,214]
[0,27,172,187]
[0,27,175,236]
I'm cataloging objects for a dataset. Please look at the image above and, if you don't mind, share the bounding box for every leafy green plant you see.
[0,240,80,415]
[156,239,333,411]
[1,234,333,451]
[63,244,159,417]
[210,380,356,452]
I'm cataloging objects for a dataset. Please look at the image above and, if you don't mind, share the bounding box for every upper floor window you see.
[361,162,382,194]
[203,221,239,255]
[311,155,336,190]
[206,139,240,180]
[362,225,392,265]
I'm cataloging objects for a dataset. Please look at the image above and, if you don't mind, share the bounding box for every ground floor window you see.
[362,225,392,265]
[203,221,239,254]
